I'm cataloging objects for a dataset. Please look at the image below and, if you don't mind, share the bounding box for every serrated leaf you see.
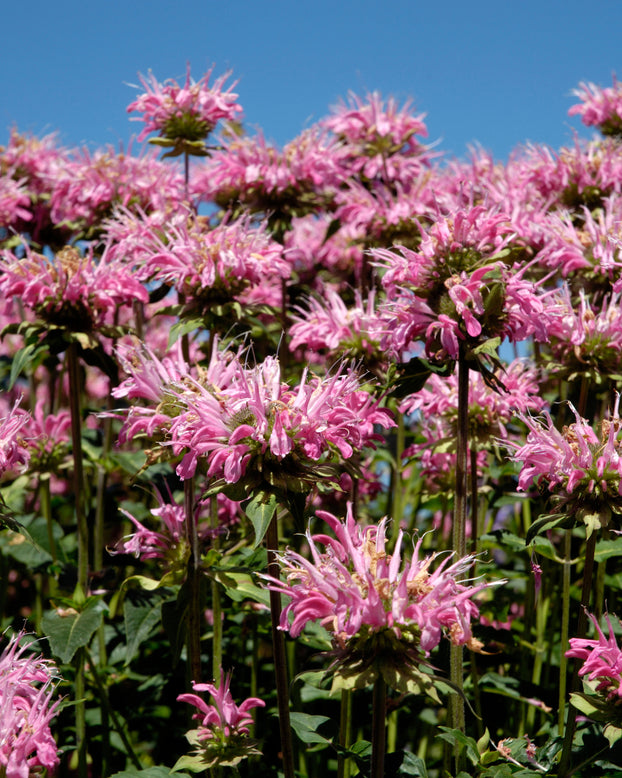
[244,490,278,548]
[41,597,107,663]
[289,712,332,745]
[124,587,172,665]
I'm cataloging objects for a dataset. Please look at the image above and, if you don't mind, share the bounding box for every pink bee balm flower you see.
[177,670,264,768]
[127,64,242,144]
[263,505,498,690]
[509,396,622,534]
[566,612,622,700]
[323,90,431,185]
[0,631,62,778]
[0,400,31,478]
[569,76,622,137]
[0,243,148,333]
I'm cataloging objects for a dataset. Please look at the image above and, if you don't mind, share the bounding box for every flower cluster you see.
[566,612,622,701]
[0,243,148,333]
[177,671,264,769]
[0,631,61,778]
[569,76,622,137]
[0,400,31,479]
[374,204,553,362]
[113,344,394,493]
[264,505,494,689]
[127,65,242,148]
[510,397,622,533]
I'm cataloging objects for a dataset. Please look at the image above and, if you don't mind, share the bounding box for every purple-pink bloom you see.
[127,64,242,143]
[0,243,148,333]
[0,400,31,478]
[0,631,62,778]
[566,612,622,700]
[569,76,622,136]
[178,670,264,740]
[264,504,494,655]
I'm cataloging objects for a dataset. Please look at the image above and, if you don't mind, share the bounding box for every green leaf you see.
[436,727,481,767]
[215,571,270,607]
[289,711,332,745]
[604,723,622,747]
[124,587,172,665]
[569,692,613,721]
[244,490,278,548]
[110,767,188,778]
[9,342,43,389]
[526,512,571,544]
[41,596,107,663]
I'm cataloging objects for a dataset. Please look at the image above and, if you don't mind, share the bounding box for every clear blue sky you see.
[2,0,621,161]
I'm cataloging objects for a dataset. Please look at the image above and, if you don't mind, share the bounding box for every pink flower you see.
[136,209,289,306]
[566,612,622,700]
[569,76,622,136]
[114,344,394,488]
[127,64,242,143]
[178,670,264,739]
[0,631,62,778]
[177,670,264,767]
[509,397,622,531]
[0,243,148,333]
[0,400,30,478]
[322,91,431,184]
[191,128,344,215]
[264,504,494,655]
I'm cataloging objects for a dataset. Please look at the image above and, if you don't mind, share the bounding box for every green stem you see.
[75,649,88,778]
[558,532,597,777]
[448,347,469,763]
[370,675,387,778]
[67,342,89,595]
[558,530,572,735]
[266,514,295,778]
[210,497,223,683]
[337,689,352,778]
[40,476,57,568]
[85,648,142,769]
[185,478,202,685]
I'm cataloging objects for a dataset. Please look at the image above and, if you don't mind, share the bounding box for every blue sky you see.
[2,0,621,162]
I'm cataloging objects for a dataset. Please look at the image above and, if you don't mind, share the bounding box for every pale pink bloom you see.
[0,175,31,230]
[0,243,148,332]
[283,213,364,282]
[0,631,61,778]
[114,345,394,486]
[137,210,289,304]
[510,397,622,503]
[128,65,242,143]
[265,505,494,654]
[569,76,622,136]
[49,144,185,230]
[566,612,622,699]
[112,490,240,563]
[191,128,344,214]
[178,670,264,739]
[536,194,622,280]
[545,287,622,379]
[322,91,431,184]
[289,287,387,363]
[0,400,30,477]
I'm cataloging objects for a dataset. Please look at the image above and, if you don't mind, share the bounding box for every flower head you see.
[177,670,264,769]
[569,76,622,137]
[263,505,496,691]
[567,612,622,700]
[0,631,62,778]
[128,65,242,150]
